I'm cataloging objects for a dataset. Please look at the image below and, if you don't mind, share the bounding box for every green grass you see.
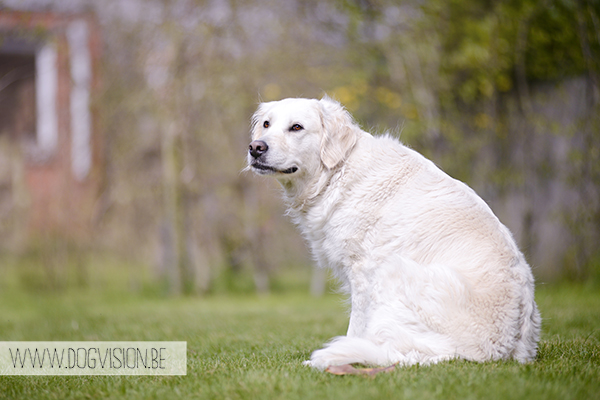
[0,283,598,399]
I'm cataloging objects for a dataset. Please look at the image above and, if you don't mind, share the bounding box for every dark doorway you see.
[0,51,36,141]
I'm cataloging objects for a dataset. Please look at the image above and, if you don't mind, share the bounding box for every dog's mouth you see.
[251,162,298,175]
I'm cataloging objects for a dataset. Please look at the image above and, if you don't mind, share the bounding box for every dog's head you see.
[247,97,359,182]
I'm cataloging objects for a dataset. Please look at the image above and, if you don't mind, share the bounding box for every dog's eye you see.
[263,121,270,128]
[290,124,304,132]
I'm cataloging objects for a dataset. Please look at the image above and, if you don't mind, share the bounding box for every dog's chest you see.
[298,182,389,271]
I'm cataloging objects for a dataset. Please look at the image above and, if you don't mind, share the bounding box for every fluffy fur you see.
[247,96,541,370]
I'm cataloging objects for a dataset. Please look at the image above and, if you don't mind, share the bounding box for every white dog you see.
[247,96,541,370]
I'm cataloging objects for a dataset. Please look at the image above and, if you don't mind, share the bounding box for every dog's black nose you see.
[249,140,268,159]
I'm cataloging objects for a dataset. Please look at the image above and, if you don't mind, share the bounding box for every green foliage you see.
[526,1,589,80]
[0,251,152,297]
[433,0,600,103]
[1,241,90,293]
[0,283,598,399]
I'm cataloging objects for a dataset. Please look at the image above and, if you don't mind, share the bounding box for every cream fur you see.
[247,96,541,370]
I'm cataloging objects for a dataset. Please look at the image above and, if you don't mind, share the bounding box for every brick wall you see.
[0,10,103,242]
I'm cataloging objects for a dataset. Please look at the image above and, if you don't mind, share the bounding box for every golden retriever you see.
[247,96,541,371]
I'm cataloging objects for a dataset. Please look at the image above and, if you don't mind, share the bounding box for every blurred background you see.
[0,0,598,297]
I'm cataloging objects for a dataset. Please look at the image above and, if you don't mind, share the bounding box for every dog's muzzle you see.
[248,140,298,175]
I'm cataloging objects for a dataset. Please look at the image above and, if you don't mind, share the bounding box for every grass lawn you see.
[0,282,598,399]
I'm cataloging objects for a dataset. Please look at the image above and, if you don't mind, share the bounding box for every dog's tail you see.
[305,336,392,370]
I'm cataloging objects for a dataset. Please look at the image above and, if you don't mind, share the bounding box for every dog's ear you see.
[319,96,359,170]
